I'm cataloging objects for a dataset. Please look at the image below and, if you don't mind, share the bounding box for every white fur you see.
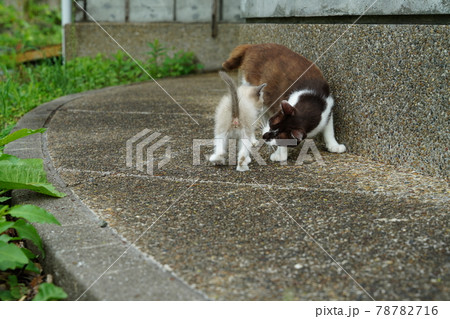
[210,85,265,171]
[270,146,287,162]
[323,113,346,153]
[262,121,276,146]
[307,95,333,138]
[287,89,315,106]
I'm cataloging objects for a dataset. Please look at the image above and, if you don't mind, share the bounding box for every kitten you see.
[222,43,346,162]
[209,71,266,171]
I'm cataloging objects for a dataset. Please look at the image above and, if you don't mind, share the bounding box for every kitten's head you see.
[262,100,304,147]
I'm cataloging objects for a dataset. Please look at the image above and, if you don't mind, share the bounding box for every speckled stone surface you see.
[65,23,239,71]
[239,24,449,180]
[43,74,449,300]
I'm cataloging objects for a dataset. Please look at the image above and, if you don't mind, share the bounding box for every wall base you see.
[239,23,448,179]
[64,22,239,71]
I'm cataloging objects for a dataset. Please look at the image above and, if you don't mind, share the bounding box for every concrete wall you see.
[86,0,126,22]
[75,0,242,22]
[239,24,449,179]
[241,0,450,18]
[64,23,239,71]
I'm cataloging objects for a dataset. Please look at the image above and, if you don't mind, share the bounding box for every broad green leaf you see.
[0,241,29,271]
[24,252,40,273]
[0,196,11,203]
[0,234,11,242]
[0,205,9,216]
[0,156,66,197]
[0,234,20,242]
[0,153,21,163]
[12,219,44,256]
[0,128,46,147]
[7,205,60,225]
[0,221,14,233]
[33,283,68,301]
[25,261,40,273]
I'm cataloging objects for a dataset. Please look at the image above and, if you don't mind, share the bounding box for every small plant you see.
[1,41,203,140]
[146,39,204,78]
[0,128,67,301]
[0,1,61,68]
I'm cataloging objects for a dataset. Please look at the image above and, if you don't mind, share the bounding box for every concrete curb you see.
[5,87,208,301]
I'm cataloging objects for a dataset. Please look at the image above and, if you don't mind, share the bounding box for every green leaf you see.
[0,205,9,216]
[0,241,29,271]
[0,234,11,242]
[0,290,14,301]
[0,234,20,242]
[14,246,40,272]
[0,221,14,233]
[33,283,67,301]
[11,219,44,256]
[7,205,60,225]
[0,128,46,147]
[21,247,36,260]
[0,196,11,203]
[0,156,66,198]
[25,259,40,273]
[8,275,28,299]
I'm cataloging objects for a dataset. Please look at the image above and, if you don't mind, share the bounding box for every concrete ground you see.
[6,73,449,300]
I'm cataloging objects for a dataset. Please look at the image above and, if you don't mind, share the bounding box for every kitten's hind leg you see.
[209,132,228,165]
[323,114,346,153]
[236,138,251,171]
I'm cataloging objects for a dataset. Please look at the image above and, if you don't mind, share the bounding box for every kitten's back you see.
[223,43,328,114]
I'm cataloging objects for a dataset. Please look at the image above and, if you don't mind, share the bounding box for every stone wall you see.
[239,23,449,179]
[241,0,449,18]
[74,0,242,22]
[64,22,239,71]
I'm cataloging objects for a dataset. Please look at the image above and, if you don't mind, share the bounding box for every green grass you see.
[0,1,203,139]
[0,44,203,139]
[0,0,61,68]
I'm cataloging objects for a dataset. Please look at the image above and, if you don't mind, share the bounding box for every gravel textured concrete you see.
[239,24,449,179]
[6,73,449,300]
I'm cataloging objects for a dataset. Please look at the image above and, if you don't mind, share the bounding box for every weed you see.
[0,1,61,68]
[0,128,67,301]
[1,43,203,139]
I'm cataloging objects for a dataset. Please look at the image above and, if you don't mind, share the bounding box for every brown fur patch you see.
[222,43,329,116]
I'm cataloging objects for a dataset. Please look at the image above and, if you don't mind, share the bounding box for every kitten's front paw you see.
[270,149,287,162]
[250,137,259,147]
[209,153,226,165]
[236,164,249,172]
[327,144,346,153]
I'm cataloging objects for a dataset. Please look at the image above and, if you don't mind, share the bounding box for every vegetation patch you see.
[0,128,67,300]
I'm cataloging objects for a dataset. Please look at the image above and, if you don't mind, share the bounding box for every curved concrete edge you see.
[5,88,208,301]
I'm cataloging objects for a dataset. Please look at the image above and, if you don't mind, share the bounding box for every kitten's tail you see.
[219,71,239,120]
[222,44,252,71]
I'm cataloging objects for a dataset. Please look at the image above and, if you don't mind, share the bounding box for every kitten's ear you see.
[281,100,295,116]
[291,129,304,141]
[255,83,267,98]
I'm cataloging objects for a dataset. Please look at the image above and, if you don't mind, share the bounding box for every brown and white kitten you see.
[223,43,346,162]
[209,71,266,171]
